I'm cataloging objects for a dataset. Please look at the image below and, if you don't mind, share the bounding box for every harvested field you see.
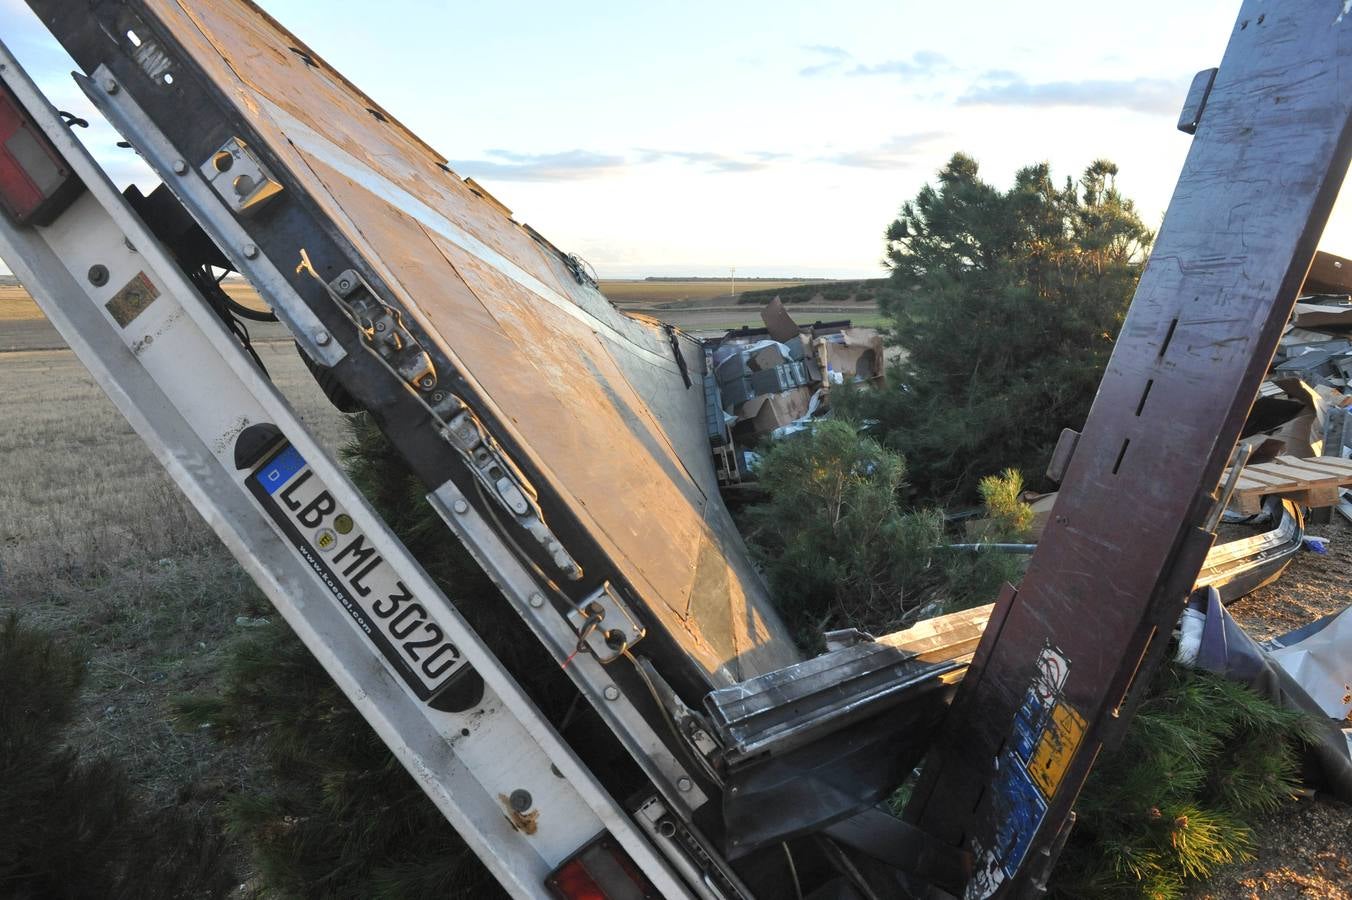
[0,281,295,352]
[0,344,346,833]
[598,278,812,306]
[3,278,884,345]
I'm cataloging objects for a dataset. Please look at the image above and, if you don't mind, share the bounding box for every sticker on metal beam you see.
[104,271,159,327]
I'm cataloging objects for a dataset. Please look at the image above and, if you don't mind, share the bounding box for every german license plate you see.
[247,443,467,699]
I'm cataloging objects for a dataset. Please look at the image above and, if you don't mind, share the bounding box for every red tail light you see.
[546,834,662,900]
[0,82,81,225]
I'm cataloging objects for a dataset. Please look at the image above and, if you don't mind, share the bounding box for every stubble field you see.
[0,341,347,839]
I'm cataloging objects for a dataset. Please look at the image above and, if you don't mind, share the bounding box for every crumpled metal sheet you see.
[1267,604,1352,721]
[143,0,799,683]
[1187,587,1352,801]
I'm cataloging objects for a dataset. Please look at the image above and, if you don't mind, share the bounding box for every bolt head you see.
[313,330,331,346]
[508,789,533,812]
[452,499,469,515]
[677,777,693,792]
[603,685,620,701]
[528,593,545,609]
[242,243,259,259]
[101,76,119,94]
[172,159,188,175]
[87,264,109,287]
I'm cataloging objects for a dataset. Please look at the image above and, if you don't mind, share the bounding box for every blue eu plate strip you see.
[257,445,306,494]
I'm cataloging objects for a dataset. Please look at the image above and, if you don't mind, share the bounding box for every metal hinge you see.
[296,251,582,580]
[434,397,584,580]
[1177,67,1218,135]
[327,267,436,391]
[567,582,646,662]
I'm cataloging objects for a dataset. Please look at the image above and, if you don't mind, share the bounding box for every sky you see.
[2,0,1350,278]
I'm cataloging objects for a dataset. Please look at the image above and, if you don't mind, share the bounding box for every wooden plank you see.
[1246,462,1325,488]
[1262,460,1352,486]
[1235,466,1300,486]
[1279,455,1352,474]
[879,604,994,664]
[1227,452,1352,510]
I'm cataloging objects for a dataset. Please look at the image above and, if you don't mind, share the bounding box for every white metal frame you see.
[0,42,693,899]
[79,60,718,827]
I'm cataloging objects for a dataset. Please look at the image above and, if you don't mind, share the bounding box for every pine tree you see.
[860,154,1152,503]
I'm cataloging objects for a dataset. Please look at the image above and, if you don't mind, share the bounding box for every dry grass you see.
[0,344,346,812]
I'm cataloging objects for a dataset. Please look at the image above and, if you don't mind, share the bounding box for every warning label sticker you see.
[1029,700,1087,798]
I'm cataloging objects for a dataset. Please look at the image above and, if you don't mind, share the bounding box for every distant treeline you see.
[737,278,890,305]
[637,276,829,283]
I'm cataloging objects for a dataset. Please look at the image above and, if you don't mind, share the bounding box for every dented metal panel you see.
[51,0,799,686]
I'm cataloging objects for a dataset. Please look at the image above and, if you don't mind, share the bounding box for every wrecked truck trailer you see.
[5,0,1352,897]
[1,0,957,895]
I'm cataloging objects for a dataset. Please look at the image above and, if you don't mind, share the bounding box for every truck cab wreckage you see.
[2,1,1350,897]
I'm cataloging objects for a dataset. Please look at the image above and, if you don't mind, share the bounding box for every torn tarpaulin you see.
[1178,587,1352,801]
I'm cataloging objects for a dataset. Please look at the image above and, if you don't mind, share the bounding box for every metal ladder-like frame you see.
[0,41,693,900]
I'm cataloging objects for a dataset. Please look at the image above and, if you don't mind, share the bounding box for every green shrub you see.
[978,468,1034,539]
[742,420,1019,648]
[1051,662,1312,899]
[179,622,503,900]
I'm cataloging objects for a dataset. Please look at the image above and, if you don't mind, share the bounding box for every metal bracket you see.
[80,65,344,368]
[295,253,581,580]
[568,582,647,662]
[437,401,583,580]
[200,137,283,214]
[1205,441,1257,532]
[635,796,752,900]
[1177,67,1218,135]
[1045,427,1080,484]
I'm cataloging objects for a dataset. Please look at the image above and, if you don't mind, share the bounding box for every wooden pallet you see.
[1226,455,1352,513]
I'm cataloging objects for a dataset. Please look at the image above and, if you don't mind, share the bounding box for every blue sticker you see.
[992,750,1048,876]
[1012,689,1046,763]
[257,445,306,494]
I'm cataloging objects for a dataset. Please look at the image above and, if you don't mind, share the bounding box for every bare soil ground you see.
[1190,515,1352,899]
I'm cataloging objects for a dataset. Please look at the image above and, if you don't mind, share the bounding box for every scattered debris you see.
[1177,586,1352,802]
[706,297,883,482]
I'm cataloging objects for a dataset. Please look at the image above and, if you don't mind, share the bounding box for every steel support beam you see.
[907,3,1352,896]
